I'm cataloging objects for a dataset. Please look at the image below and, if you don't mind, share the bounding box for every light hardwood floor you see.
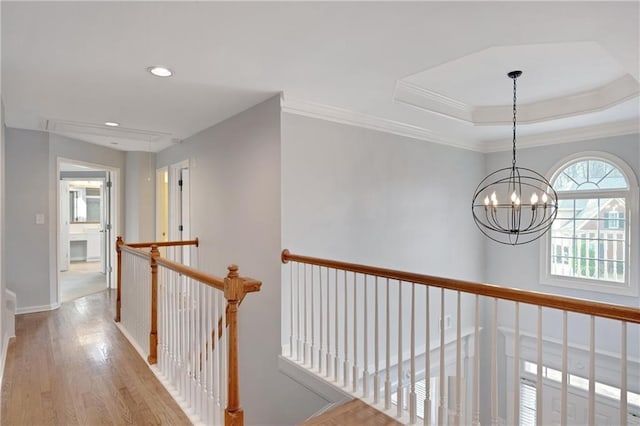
[300,399,402,426]
[1,290,190,425]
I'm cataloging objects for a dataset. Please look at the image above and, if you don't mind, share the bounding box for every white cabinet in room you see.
[69,233,87,262]
[86,228,101,261]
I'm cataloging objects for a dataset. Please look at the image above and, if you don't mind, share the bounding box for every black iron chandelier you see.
[472,71,558,245]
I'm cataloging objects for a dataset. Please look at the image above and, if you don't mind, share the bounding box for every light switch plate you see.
[35,213,45,225]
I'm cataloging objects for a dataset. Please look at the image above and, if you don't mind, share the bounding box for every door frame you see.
[168,160,190,263]
[55,158,120,304]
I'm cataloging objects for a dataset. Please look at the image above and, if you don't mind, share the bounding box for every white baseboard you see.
[114,322,148,362]
[16,302,60,315]
[278,355,353,404]
[0,332,14,388]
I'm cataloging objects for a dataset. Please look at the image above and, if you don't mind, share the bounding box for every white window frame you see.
[540,151,639,296]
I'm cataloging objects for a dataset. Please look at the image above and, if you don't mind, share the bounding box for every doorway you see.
[58,160,117,303]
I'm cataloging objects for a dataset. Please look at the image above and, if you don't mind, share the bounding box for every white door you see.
[180,167,191,266]
[59,180,70,271]
[168,161,191,265]
[101,173,112,287]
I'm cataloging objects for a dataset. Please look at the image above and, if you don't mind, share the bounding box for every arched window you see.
[541,153,638,296]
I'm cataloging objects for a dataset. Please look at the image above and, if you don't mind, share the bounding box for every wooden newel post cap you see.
[225,265,243,301]
[227,264,239,278]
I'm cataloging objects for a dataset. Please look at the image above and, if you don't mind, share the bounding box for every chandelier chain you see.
[512,74,517,169]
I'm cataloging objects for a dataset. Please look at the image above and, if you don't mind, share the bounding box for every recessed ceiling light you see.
[104,121,120,127]
[147,66,173,77]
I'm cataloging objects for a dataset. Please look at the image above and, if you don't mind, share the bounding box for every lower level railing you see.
[281,249,640,426]
[116,237,261,426]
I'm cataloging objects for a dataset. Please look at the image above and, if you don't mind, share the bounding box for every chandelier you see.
[472,71,558,245]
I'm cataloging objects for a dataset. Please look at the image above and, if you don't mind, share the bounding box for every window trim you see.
[540,151,639,296]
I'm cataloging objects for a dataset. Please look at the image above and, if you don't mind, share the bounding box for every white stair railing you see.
[119,245,151,355]
[281,249,640,426]
[116,237,261,426]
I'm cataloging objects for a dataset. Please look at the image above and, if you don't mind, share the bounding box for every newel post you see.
[224,264,245,426]
[148,245,160,364]
[114,236,123,322]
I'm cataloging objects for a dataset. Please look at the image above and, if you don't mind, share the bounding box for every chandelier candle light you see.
[472,71,558,245]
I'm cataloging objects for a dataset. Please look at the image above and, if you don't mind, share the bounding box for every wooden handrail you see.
[281,249,640,324]
[126,238,199,248]
[155,256,226,291]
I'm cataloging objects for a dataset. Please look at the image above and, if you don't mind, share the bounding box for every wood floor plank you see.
[1,290,190,426]
[300,399,402,426]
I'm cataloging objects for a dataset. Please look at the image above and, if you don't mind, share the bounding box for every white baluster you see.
[424,286,431,426]
[454,291,461,426]
[588,315,595,426]
[536,306,543,426]
[189,276,194,414]
[344,270,349,388]
[318,265,323,373]
[304,264,309,365]
[374,276,380,405]
[561,310,568,426]
[385,278,391,410]
[297,262,302,361]
[201,285,208,423]
[363,275,369,399]
[326,267,331,378]
[213,286,220,420]
[222,290,228,421]
[353,272,358,393]
[514,302,520,425]
[410,283,417,424]
[290,262,294,357]
[621,321,628,426]
[334,268,339,383]
[311,265,315,369]
[492,299,498,426]
[471,295,479,426]
[439,289,446,425]
[398,281,404,418]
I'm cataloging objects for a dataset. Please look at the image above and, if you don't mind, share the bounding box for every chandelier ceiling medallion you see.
[472,71,558,245]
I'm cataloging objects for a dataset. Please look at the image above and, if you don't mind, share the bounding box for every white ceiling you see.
[2,1,639,152]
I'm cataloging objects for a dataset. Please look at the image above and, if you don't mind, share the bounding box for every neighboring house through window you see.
[541,153,638,296]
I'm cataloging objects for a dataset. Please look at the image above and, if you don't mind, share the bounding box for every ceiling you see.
[2,2,639,152]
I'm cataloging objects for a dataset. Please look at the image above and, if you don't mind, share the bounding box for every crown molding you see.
[280,96,638,155]
[480,119,640,153]
[473,75,640,125]
[393,80,472,122]
[280,95,479,151]
[45,118,172,142]
[394,74,640,126]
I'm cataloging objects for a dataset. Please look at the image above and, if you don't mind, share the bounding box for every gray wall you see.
[6,129,51,309]
[157,96,327,425]
[4,129,126,310]
[282,113,485,280]
[124,151,154,242]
